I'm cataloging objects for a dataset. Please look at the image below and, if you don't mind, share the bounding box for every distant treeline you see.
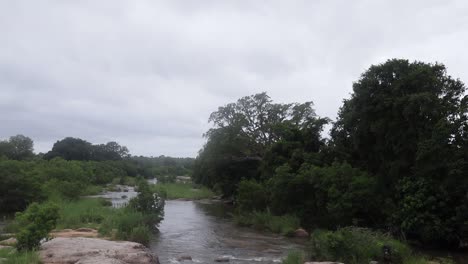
[193,59,468,248]
[0,136,194,212]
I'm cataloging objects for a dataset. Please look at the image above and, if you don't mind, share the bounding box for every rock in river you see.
[293,228,309,238]
[214,256,230,262]
[40,237,159,264]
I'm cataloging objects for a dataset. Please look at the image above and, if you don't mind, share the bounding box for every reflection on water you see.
[150,200,305,264]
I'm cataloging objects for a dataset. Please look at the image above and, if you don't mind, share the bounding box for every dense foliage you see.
[0,137,193,213]
[15,202,59,250]
[193,59,468,248]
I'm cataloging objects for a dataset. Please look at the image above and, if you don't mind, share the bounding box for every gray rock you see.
[294,228,309,238]
[370,261,379,264]
[40,237,159,264]
[0,238,16,246]
[214,257,230,262]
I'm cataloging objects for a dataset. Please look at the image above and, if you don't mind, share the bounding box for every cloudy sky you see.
[1,0,467,157]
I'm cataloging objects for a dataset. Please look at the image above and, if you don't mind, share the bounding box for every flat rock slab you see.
[50,228,99,238]
[40,237,159,264]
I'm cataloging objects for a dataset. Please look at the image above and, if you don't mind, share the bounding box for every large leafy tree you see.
[193,92,329,196]
[44,137,93,161]
[331,59,467,245]
[0,135,34,160]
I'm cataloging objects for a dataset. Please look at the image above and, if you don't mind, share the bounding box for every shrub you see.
[282,250,304,264]
[309,227,412,264]
[56,199,112,229]
[234,211,300,236]
[15,202,59,250]
[129,225,151,245]
[236,179,268,212]
[128,181,164,225]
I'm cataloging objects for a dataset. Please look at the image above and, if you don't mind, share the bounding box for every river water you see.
[91,183,305,263]
[150,200,305,264]
[100,185,468,264]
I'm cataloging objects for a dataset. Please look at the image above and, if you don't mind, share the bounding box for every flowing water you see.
[150,200,305,264]
[81,183,468,264]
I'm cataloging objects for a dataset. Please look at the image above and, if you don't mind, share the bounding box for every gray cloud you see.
[1,0,467,157]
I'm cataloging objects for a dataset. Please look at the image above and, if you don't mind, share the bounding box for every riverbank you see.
[151,183,215,200]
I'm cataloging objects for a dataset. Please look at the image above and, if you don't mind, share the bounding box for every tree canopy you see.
[193,59,468,247]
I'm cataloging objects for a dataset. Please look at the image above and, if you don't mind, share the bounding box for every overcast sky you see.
[1,0,467,157]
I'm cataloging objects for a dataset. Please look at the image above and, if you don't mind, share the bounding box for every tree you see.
[0,135,34,160]
[331,59,468,245]
[0,160,43,212]
[92,141,129,161]
[193,93,329,197]
[16,202,59,250]
[44,137,93,161]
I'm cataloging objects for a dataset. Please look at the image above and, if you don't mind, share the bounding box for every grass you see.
[52,198,155,245]
[282,250,304,264]
[0,248,40,264]
[234,211,300,236]
[55,198,115,230]
[309,227,455,264]
[151,183,215,200]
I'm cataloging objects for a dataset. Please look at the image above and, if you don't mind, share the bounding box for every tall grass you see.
[53,198,153,245]
[152,183,214,200]
[282,250,304,264]
[55,198,114,229]
[309,227,455,264]
[234,211,300,236]
[0,248,40,264]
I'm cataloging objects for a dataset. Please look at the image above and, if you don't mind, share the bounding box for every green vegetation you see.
[0,136,171,251]
[0,247,41,264]
[309,227,454,264]
[193,59,468,250]
[0,133,192,213]
[152,183,215,200]
[15,202,59,250]
[234,211,300,236]
[282,250,304,264]
[54,198,114,230]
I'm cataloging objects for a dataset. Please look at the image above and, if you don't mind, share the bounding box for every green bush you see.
[56,199,112,229]
[129,225,151,245]
[15,202,59,250]
[309,227,412,264]
[129,181,164,221]
[234,211,300,236]
[282,250,304,264]
[236,179,268,212]
[269,163,379,228]
[99,210,152,245]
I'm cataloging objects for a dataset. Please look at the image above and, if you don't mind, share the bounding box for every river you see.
[150,200,304,264]
[92,183,305,263]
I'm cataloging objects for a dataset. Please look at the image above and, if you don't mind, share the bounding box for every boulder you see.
[40,237,159,264]
[0,238,17,246]
[294,228,309,238]
[214,257,230,262]
[369,261,379,264]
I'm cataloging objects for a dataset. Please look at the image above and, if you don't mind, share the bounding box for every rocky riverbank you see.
[40,237,159,264]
